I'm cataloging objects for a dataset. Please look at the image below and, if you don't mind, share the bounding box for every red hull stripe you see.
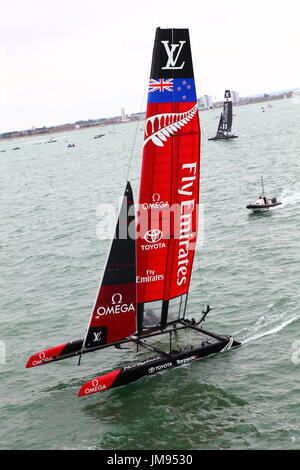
[26,343,67,368]
[78,369,121,396]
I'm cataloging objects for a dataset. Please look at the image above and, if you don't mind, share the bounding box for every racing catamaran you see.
[208,90,238,140]
[26,28,241,397]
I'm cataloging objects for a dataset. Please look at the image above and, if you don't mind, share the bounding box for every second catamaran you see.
[209,90,238,140]
[26,28,241,397]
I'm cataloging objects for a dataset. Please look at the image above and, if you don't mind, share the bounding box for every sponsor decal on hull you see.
[31,351,53,367]
[84,379,107,395]
[148,362,173,374]
[176,354,198,365]
[123,355,161,370]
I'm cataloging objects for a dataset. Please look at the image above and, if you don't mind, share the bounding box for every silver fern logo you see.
[144,104,198,147]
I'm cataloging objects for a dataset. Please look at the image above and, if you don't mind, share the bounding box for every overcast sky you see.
[1,0,299,132]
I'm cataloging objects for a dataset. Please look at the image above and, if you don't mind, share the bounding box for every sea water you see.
[0,98,300,450]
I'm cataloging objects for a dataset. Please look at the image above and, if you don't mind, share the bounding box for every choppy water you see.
[1,98,300,450]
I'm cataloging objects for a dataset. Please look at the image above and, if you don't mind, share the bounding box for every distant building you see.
[120,107,130,122]
[129,111,146,121]
[231,91,240,103]
[198,95,213,109]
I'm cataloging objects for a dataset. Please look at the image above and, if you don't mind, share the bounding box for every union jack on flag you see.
[149,78,173,93]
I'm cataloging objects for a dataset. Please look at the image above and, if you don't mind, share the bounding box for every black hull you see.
[246,202,282,210]
[208,135,238,141]
[78,335,241,396]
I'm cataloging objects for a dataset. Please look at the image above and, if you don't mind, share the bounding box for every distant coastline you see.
[0,90,295,141]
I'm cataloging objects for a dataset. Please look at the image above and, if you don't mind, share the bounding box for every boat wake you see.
[241,313,300,344]
[280,189,300,207]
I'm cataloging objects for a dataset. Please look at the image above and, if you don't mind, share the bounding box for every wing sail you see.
[83,182,136,349]
[222,90,233,133]
[137,28,201,332]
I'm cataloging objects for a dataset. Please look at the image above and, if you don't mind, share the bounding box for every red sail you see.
[137,28,200,330]
[83,182,136,349]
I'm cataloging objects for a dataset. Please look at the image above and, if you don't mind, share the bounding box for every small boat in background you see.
[94,129,105,139]
[246,176,282,212]
[94,128,105,139]
[67,143,75,148]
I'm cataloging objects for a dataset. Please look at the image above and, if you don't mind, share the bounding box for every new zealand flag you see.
[148,78,196,103]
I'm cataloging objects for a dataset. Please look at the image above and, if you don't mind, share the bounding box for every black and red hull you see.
[78,335,241,397]
[246,202,282,212]
[208,134,238,141]
[26,338,84,368]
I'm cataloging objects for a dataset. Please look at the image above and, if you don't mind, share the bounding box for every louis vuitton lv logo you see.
[93,332,102,342]
[161,40,186,70]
